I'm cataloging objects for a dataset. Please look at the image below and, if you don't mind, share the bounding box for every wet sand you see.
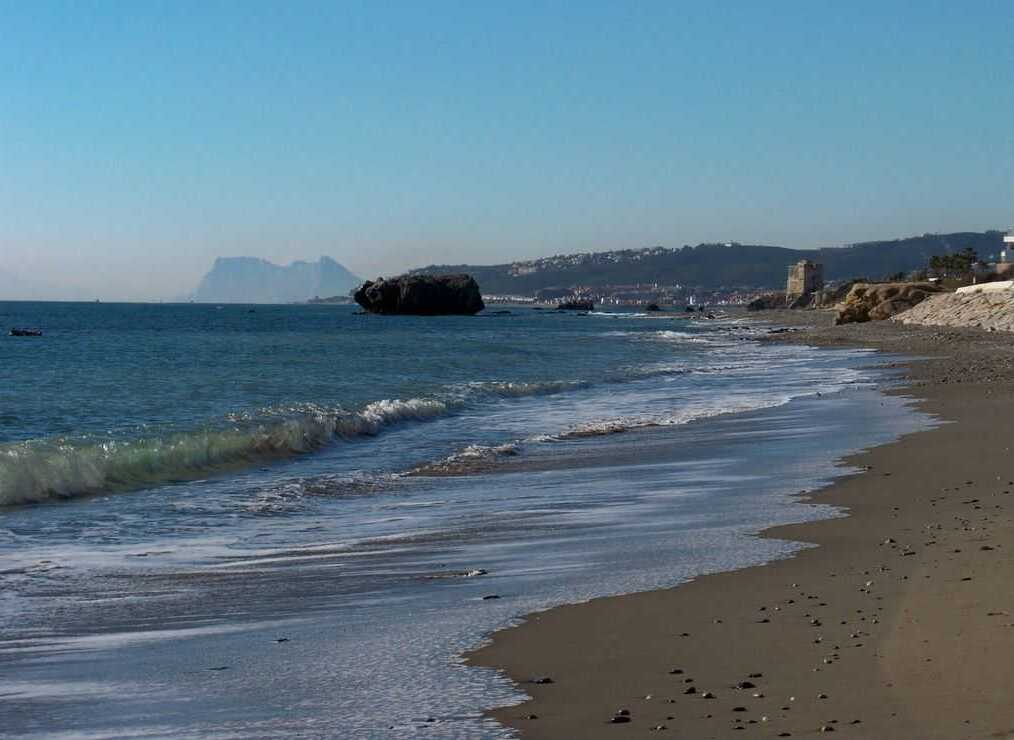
[469,317,1014,739]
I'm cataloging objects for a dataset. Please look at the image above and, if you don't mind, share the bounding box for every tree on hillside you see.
[929,247,977,276]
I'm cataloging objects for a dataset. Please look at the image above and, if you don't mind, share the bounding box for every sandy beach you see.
[469,315,1014,739]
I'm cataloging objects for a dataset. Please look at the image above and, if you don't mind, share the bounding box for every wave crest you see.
[0,396,456,506]
[0,377,605,507]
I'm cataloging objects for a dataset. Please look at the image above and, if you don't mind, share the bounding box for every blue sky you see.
[1,1,1012,299]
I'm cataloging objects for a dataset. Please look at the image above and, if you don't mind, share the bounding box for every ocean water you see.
[0,302,932,738]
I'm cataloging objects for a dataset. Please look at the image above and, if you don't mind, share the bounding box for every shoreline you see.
[468,316,1014,738]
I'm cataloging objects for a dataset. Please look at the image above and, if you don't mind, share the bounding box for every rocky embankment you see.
[892,289,1014,332]
[833,282,941,325]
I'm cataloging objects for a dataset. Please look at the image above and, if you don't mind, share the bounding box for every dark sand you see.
[469,315,1014,739]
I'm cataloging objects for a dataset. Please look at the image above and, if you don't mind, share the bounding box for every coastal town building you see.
[989,225,1014,275]
[998,228,1014,278]
[786,259,824,301]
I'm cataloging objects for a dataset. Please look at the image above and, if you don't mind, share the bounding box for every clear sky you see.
[2,1,1012,300]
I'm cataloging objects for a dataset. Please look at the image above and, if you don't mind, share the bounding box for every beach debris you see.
[273,637,290,643]
[748,672,763,678]
[529,676,554,684]
[481,594,501,600]
[684,686,697,694]
[524,714,538,720]
[820,725,836,732]
[701,691,715,699]
[736,681,756,689]
[207,666,230,671]
[817,693,828,699]
[668,668,684,675]
[650,724,667,731]
[610,709,631,724]
[425,568,487,580]
[732,706,747,712]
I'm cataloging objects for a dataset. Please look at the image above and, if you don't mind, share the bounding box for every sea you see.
[0,301,932,739]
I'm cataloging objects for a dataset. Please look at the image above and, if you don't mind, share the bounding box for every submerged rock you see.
[354,274,485,315]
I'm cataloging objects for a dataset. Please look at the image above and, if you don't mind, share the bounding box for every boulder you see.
[787,293,813,309]
[833,282,941,325]
[354,274,485,315]
[747,292,786,311]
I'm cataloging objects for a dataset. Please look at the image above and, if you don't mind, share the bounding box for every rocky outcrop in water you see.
[557,299,594,311]
[891,289,1014,332]
[354,274,485,315]
[833,282,941,325]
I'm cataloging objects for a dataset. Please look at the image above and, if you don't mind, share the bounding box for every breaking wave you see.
[410,442,521,476]
[413,387,842,477]
[0,398,452,507]
[0,349,853,505]
[0,377,621,506]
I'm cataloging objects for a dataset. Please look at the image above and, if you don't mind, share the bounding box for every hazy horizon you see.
[3,2,1012,301]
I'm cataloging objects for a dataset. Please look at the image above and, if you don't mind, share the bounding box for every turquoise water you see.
[0,302,931,738]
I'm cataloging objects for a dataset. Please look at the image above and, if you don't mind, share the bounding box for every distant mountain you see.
[192,256,361,303]
[407,231,1005,294]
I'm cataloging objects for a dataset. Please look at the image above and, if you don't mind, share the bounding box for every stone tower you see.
[786,260,824,303]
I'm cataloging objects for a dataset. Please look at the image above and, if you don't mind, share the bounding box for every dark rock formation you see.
[557,300,594,311]
[354,274,485,315]
[833,282,942,325]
